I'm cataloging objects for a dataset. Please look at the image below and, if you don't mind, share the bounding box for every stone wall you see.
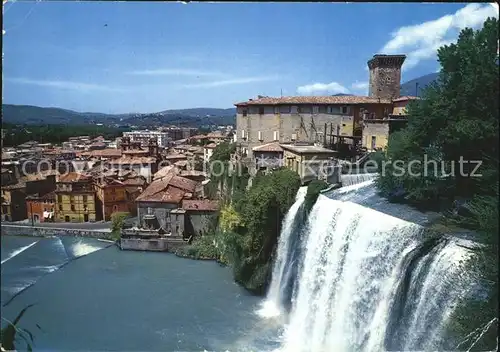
[236,108,344,158]
[184,212,217,237]
[1,224,114,240]
[119,237,187,252]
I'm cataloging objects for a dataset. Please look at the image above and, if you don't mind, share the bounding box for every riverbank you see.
[1,224,114,240]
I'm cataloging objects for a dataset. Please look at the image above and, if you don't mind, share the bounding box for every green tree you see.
[376,18,498,350]
[110,212,130,240]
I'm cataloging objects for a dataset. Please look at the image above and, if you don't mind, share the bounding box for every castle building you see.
[234,54,416,159]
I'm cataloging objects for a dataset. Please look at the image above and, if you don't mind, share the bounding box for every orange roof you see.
[164,153,187,160]
[80,149,122,158]
[204,143,218,149]
[109,156,156,164]
[135,173,197,203]
[393,96,420,102]
[235,95,392,106]
[252,142,283,153]
[182,200,219,211]
[58,172,91,183]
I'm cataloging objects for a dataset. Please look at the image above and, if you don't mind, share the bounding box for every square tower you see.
[368,54,406,100]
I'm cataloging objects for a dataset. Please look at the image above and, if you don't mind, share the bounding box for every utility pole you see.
[415,82,419,97]
[30,201,34,227]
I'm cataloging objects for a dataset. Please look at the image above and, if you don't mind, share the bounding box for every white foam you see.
[70,240,103,257]
[1,241,39,264]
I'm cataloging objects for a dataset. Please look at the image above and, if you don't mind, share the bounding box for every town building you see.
[26,191,56,223]
[234,54,415,160]
[361,96,418,150]
[134,172,200,234]
[281,144,339,184]
[94,169,147,221]
[54,172,97,222]
[203,143,218,163]
[123,130,170,148]
[1,172,57,222]
[252,142,284,174]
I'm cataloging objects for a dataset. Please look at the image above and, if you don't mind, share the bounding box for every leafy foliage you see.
[1,304,40,352]
[1,122,128,147]
[111,212,130,240]
[375,18,498,350]
[304,180,329,214]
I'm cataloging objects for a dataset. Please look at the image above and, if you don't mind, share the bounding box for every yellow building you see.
[55,172,98,222]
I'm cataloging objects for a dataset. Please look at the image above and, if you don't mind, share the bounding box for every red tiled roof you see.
[135,173,197,203]
[235,95,392,106]
[205,143,218,149]
[80,149,122,158]
[169,175,198,193]
[252,142,283,153]
[393,96,421,102]
[164,153,187,160]
[58,172,91,183]
[122,149,149,155]
[109,156,156,164]
[182,200,219,212]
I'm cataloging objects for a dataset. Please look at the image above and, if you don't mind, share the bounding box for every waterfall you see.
[258,186,308,318]
[277,191,474,352]
[340,172,377,187]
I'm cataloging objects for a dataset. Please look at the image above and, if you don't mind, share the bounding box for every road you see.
[2,220,112,231]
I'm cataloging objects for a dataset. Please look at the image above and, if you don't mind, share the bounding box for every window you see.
[241,129,246,139]
[291,106,298,114]
[242,109,248,117]
[57,195,62,203]
[59,204,63,211]
[312,106,319,114]
[258,131,263,141]
[274,106,280,114]
[341,106,349,114]
[291,133,297,141]
[71,205,75,211]
[83,195,88,203]
[298,105,312,114]
[328,106,341,114]
[258,107,265,115]
[273,131,280,141]
[113,205,118,212]
[279,105,291,113]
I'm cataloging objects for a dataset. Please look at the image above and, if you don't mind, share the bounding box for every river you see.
[1,236,281,351]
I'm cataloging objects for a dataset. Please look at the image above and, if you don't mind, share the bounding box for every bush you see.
[110,212,130,239]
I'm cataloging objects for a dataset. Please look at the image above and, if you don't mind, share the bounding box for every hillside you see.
[1,73,439,126]
[400,72,439,96]
[1,105,236,127]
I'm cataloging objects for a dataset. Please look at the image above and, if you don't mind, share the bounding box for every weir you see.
[263,181,476,352]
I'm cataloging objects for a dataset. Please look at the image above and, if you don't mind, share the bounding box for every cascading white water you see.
[277,191,473,352]
[258,186,308,318]
[340,172,377,187]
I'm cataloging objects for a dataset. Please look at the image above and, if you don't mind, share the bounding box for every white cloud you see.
[182,76,279,88]
[297,82,349,95]
[128,68,225,77]
[351,81,369,90]
[381,4,499,71]
[7,78,125,92]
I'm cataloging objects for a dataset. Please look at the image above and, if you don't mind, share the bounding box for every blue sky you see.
[3,1,498,114]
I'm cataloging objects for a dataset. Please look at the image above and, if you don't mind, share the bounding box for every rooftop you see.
[252,141,283,153]
[392,96,421,102]
[280,144,338,155]
[182,199,219,212]
[235,95,392,106]
[57,172,91,183]
[136,173,198,203]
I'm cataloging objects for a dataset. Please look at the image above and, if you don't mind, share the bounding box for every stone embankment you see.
[1,224,114,240]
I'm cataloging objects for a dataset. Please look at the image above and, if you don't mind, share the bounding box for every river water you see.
[1,236,280,352]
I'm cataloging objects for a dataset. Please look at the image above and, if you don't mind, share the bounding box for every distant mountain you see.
[400,72,439,96]
[1,104,236,127]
